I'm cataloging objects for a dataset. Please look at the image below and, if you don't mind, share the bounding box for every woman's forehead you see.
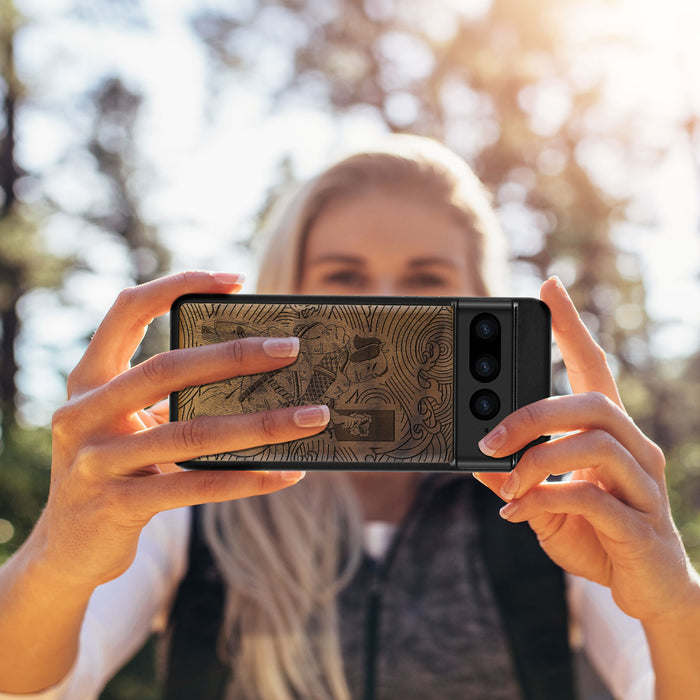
[304,193,470,259]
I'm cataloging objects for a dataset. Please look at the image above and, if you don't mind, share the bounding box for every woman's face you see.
[297,190,479,296]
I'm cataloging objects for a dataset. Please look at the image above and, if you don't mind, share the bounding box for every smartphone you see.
[170,294,551,471]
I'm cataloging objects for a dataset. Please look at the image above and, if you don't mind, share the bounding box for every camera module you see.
[470,390,501,421]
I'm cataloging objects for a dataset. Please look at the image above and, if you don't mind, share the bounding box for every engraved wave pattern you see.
[179,302,454,463]
[381,308,453,461]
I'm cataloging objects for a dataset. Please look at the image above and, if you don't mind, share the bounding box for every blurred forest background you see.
[1,0,700,697]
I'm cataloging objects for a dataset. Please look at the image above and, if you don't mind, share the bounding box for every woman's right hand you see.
[38,271,329,590]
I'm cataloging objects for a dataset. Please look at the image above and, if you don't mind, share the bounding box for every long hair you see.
[202,135,507,699]
[202,474,363,700]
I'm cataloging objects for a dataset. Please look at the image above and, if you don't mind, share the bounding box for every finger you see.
[89,405,330,474]
[478,393,665,480]
[124,468,307,518]
[70,271,245,393]
[499,480,642,545]
[145,399,170,426]
[497,429,659,512]
[472,472,512,507]
[540,277,623,408]
[84,336,300,422]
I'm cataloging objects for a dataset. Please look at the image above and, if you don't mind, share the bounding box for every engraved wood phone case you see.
[170,294,551,470]
[174,297,454,466]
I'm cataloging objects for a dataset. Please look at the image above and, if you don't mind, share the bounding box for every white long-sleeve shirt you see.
[0,507,654,700]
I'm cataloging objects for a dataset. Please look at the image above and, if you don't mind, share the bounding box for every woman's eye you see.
[322,270,366,287]
[405,274,448,289]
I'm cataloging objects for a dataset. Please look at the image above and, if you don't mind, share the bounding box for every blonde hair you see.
[203,475,363,700]
[203,135,508,699]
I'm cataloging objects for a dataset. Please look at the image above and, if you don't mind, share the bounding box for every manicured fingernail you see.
[281,471,306,483]
[294,405,330,428]
[212,272,246,285]
[500,470,520,500]
[263,337,300,358]
[499,501,519,520]
[479,425,506,456]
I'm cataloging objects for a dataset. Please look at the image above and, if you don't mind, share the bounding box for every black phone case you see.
[170,294,551,471]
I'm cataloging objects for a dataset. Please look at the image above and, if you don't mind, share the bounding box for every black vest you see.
[161,479,576,700]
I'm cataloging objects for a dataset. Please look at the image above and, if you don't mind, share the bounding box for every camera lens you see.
[473,314,500,341]
[473,354,499,381]
[470,390,500,421]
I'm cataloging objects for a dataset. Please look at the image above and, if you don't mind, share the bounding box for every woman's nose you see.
[368,279,400,296]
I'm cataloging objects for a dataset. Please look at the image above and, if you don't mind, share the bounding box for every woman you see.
[0,136,698,700]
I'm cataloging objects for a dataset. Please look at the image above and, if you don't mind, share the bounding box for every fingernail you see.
[548,275,569,297]
[212,272,246,285]
[479,425,506,456]
[500,470,520,500]
[499,501,519,520]
[263,337,300,358]
[281,471,306,483]
[294,405,330,428]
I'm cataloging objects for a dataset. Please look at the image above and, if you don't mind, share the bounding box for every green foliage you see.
[663,359,700,568]
[0,420,51,564]
[0,212,71,291]
[99,635,162,700]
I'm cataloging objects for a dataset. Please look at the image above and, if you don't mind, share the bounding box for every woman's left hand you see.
[474,277,698,625]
